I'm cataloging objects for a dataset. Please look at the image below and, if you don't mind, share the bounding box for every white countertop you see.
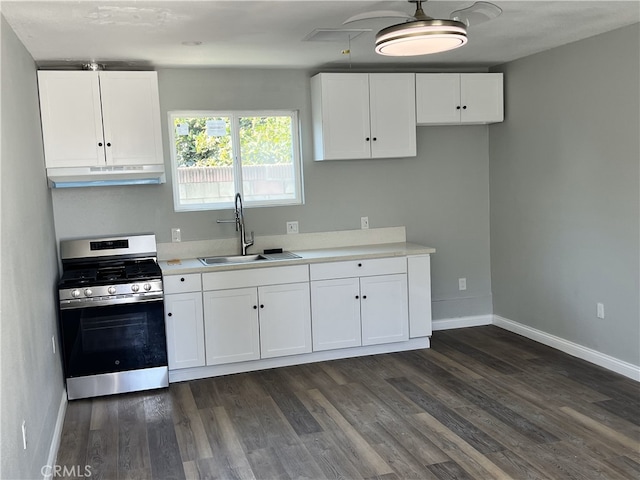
[159,242,435,275]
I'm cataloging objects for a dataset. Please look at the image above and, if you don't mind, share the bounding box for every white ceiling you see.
[2,1,639,71]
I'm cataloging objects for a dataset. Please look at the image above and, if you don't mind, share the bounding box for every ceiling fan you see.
[343,0,503,56]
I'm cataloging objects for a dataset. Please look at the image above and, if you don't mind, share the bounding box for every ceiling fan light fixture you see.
[375,19,467,56]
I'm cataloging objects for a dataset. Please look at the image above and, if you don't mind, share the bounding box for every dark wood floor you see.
[56,326,640,479]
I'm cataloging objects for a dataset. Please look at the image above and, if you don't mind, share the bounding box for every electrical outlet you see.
[458,278,467,291]
[171,228,181,243]
[596,302,605,319]
[286,221,299,234]
[361,216,369,229]
[21,420,27,450]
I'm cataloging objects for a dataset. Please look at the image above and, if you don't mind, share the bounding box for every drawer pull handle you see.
[167,312,172,317]
[180,277,185,282]
[357,263,362,267]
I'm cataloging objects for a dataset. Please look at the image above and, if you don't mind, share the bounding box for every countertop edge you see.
[160,242,435,275]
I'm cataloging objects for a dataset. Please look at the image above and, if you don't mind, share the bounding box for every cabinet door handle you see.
[167,312,172,317]
[372,137,377,141]
[98,142,103,147]
[253,305,258,309]
[260,304,265,309]
[355,295,359,299]
[106,142,112,147]
[456,106,461,110]
[362,295,367,299]
[462,106,467,110]
[365,137,370,141]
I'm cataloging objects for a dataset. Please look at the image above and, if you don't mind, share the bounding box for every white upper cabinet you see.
[416,73,503,125]
[37,70,164,168]
[311,73,416,160]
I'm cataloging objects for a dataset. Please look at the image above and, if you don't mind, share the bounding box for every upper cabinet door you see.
[37,71,105,168]
[416,73,461,125]
[99,71,164,166]
[311,73,371,160]
[416,73,503,125]
[460,73,504,124]
[369,73,417,159]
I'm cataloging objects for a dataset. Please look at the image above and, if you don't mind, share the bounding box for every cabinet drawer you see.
[164,273,202,294]
[310,257,407,281]
[203,265,309,291]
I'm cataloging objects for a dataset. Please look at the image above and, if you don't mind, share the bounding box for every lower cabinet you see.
[310,277,362,351]
[202,265,312,365]
[164,254,430,375]
[360,274,409,346]
[203,287,261,365]
[258,282,312,359]
[310,258,409,351]
[164,274,206,370]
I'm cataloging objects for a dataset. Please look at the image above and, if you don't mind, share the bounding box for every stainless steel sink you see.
[199,254,267,265]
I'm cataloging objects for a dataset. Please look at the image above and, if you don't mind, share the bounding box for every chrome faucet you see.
[217,193,254,255]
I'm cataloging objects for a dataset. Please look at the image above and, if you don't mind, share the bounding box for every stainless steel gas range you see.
[57,234,168,400]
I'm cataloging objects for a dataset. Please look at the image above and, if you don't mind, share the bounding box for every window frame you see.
[168,109,304,212]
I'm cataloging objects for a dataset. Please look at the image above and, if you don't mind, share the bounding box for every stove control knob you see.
[108,286,117,295]
[131,284,140,293]
[84,289,93,297]
[143,283,152,291]
[71,289,81,298]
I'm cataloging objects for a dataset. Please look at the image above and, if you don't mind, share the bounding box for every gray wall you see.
[1,15,64,480]
[489,24,640,365]
[51,68,493,320]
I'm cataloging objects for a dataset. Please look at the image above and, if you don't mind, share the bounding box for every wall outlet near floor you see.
[286,221,299,234]
[21,420,27,450]
[596,302,605,319]
[361,216,369,229]
[171,228,181,243]
[458,277,467,291]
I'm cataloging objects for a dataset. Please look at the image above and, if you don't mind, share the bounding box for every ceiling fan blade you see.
[449,1,502,27]
[343,10,414,25]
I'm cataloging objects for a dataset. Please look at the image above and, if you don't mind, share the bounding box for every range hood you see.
[47,165,166,188]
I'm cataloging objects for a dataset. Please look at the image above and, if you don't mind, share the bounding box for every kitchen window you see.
[168,110,303,211]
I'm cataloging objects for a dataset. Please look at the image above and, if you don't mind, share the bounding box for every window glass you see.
[169,111,302,211]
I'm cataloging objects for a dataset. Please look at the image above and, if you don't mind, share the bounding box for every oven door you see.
[59,299,167,379]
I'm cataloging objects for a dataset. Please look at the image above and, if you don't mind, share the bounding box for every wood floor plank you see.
[300,431,366,480]
[411,411,513,479]
[170,382,214,461]
[117,393,151,474]
[435,331,523,375]
[387,377,507,454]
[144,392,185,480]
[298,388,394,477]
[426,460,475,480]
[484,449,551,480]
[271,442,327,480]
[603,455,640,478]
[245,447,291,480]
[197,405,257,480]
[84,429,118,480]
[256,369,323,436]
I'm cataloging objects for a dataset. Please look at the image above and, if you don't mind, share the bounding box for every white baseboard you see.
[493,315,640,382]
[43,390,67,480]
[432,315,493,331]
